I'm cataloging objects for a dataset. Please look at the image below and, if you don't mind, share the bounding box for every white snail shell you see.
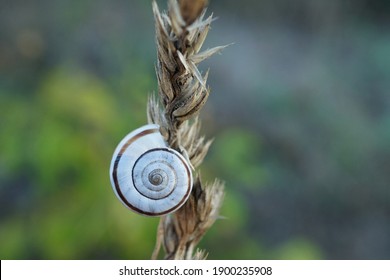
[109,124,193,216]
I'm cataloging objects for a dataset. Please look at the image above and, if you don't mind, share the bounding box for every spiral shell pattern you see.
[109,124,193,216]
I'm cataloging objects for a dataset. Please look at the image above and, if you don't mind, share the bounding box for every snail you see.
[109,124,193,216]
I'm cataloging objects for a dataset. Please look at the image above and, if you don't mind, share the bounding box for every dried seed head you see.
[152,0,226,143]
[150,0,226,260]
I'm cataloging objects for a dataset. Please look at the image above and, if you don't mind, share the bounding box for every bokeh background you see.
[1,0,390,259]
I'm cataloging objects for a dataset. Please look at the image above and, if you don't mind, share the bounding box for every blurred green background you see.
[1,0,390,259]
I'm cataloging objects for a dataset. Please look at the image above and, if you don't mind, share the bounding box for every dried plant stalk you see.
[148,0,225,260]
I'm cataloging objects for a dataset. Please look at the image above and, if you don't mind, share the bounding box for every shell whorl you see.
[109,124,193,216]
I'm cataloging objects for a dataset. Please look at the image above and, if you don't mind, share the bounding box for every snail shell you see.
[109,124,193,216]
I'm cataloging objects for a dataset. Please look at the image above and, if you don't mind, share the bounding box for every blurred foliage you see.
[1,0,390,259]
[0,66,158,259]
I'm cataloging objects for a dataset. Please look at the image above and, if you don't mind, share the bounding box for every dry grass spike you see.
[149,0,226,260]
